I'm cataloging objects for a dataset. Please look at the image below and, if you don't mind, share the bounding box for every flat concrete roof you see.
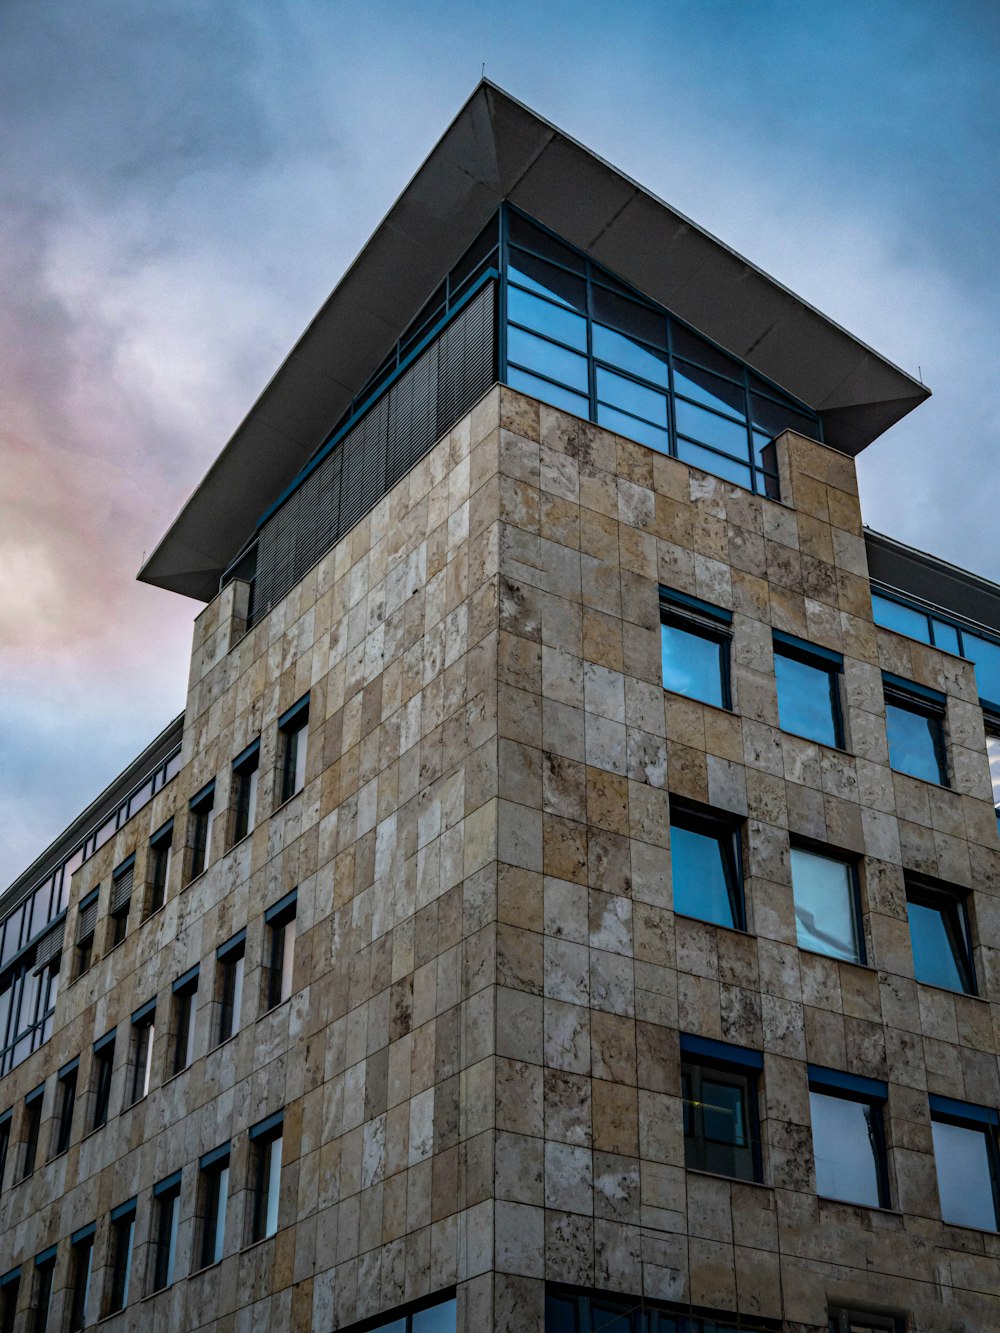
[140,81,930,603]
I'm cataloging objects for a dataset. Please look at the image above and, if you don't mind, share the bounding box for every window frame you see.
[883,672,949,787]
[263,890,297,1012]
[0,1110,10,1191]
[669,798,746,932]
[171,964,199,1076]
[0,1267,18,1333]
[905,875,976,996]
[197,1141,231,1269]
[828,1310,904,1333]
[74,887,100,980]
[231,739,261,845]
[659,587,733,711]
[929,1093,1000,1232]
[808,1065,891,1210]
[20,1083,44,1179]
[248,1111,284,1243]
[127,999,156,1106]
[680,1034,763,1183]
[105,1197,137,1315]
[67,1224,95,1333]
[150,1171,182,1292]
[789,841,866,966]
[773,630,845,750]
[187,781,216,882]
[278,696,310,804]
[52,1056,79,1158]
[107,854,135,951]
[216,930,246,1045]
[31,1245,57,1333]
[91,1028,116,1131]
[145,819,173,919]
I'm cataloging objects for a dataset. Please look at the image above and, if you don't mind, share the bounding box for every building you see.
[1,82,999,1333]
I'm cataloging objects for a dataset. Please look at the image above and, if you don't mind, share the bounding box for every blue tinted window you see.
[791,848,862,964]
[885,695,947,785]
[670,810,742,929]
[674,362,745,419]
[506,368,588,418]
[661,620,728,708]
[810,1090,885,1207]
[906,887,974,993]
[507,250,586,310]
[872,594,931,643]
[592,324,668,386]
[508,285,587,350]
[750,391,819,442]
[412,1296,457,1332]
[675,439,752,490]
[675,399,750,457]
[597,405,669,453]
[970,634,1000,705]
[507,326,588,393]
[931,620,961,656]
[931,1118,999,1230]
[775,646,842,748]
[596,367,668,425]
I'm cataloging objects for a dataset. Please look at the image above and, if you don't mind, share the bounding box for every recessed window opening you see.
[680,1035,762,1182]
[0,1111,11,1190]
[150,1172,182,1291]
[32,1247,56,1333]
[53,1058,79,1157]
[171,965,199,1075]
[20,1084,44,1179]
[106,1198,137,1315]
[128,1000,156,1105]
[216,931,246,1045]
[669,799,745,931]
[883,674,948,786]
[790,845,864,965]
[278,697,309,803]
[74,888,99,979]
[231,739,261,844]
[146,819,173,918]
[929,1095,1000,1231]
[264,890,297,1011]
[248,1111,284,1242]
[198,1142,231,1268]
[0,1268,18,1333]
[905,877,976,995]
[91,1028,116,1131]
[108,855,134,950]
[809,1065,890,1209]
[659,588,732,710]
[68,1225,95,1333]
[188,781,216,881]
[774,632,845,749]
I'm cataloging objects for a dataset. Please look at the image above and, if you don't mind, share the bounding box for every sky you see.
[1,0,998,890]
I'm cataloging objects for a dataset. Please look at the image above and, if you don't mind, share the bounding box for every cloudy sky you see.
[1,0,997,889]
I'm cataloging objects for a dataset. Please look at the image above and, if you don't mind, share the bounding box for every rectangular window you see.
[20,1084,44,1179]
[67,1225,95,1333]
[790,845,864,965]
[171,965,199,1075]
[231,740,260,844]
[264,890,297,1011]
[128,1000,156,1105]
[987,722,1000,835]
[809,1065,890,1209]
[108,854,134,950]
[906,876,976,995]
[150,1172,182,1291]
[74,888,99,979]
[216,931,246,1044]
[929,1095,999,1231]
[680,1034,762,1182]
[0,1269,18,1333]
[145,820,173,918]
[53,1058,79,1157]
[32,1247,56,1333]
[105,1198,136,1314]
[0,1111,10,1190]
[774,631,844,749]
[883,673,949,786]
[248,1111,284,1242]
[197,1142,231,1268]
[278,696,309,803]
[188,781,216,881]
[659,588,732,709]
[669,799,744,930]
[828,1311,904,1333]
[91,1029,116,1130]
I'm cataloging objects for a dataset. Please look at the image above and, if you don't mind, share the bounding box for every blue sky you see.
[1,0,997,887]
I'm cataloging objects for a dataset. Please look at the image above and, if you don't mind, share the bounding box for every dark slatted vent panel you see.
[250,279,496,626]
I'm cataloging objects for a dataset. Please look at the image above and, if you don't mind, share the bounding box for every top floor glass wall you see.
[873,588,1000,709]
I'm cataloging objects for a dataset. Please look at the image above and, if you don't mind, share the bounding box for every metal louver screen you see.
[77,898,99,942]
[34,920,65,971]
[252,279,495,625]
[111,865,134,914]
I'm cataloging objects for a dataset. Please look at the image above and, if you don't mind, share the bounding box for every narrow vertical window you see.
[216,931,246,1045]
[171,966,199,1075]
[659,588,732,709]
[52,1057,79,1157]
[231,740,261,844]
[883,674,949,786]
[32,1247,57,1333]
[929,1095,1000,1231]
[108,854,134,950]
[67,1225,95,1333]
[264,890,297,1011]
[150,1172,182,1291]
[773,631,844,749]
[248,1111,284,1242]
[0,1268,19,1333]
[197,1142,231,1268]
[20,1084,44,1179]
[188,781,216,881]
[809,1066,890,1208]
[0,1111,10,1190]
[105,1198,136,1314]
[91,1029,116,1131]
[669,799,745,930]
[278,697,309,803]
[145,819,173,917]
[74,888,99,979]
[790,846,864,964]
[128,1000,156,1105]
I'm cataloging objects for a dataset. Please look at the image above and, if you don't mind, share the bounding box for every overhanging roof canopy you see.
[140,81,930,602]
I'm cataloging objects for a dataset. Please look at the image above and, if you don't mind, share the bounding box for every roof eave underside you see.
[139,80,929,602]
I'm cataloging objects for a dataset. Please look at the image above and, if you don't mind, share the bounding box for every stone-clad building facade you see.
[2,84,999,1333]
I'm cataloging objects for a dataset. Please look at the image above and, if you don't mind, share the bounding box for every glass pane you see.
[670,823,738,928]
[507,250,586,310]
[885,701,946,784]
[932,1119,997,1230]
[702,1079,746,1145]
[674,399,749,456]
[775,651,840,747]
[810,1090,882,1207]
[675,438,752,490]
[596,404,669,453]
[508,285,587,350]
[265,1135,282,1236]
[670,323,741,380]
[508,213,584,271]
[872,594,930,643]
[591,286,666,348]
[750,390,819,441]
[791,848,860,963]
[507,326,589,392]
[593,323,668,386]
[987,735,1000,810]
[545,1295,577,1333]
[661,621,725,708]
[907,898,971,993]
[506,367,588,418]
[969,634,1000,704]
[931,620,961,656]
[412,1297,458,1331]
[674,362,746,419]
[591,1304,632,1332]
[596,367,668,425]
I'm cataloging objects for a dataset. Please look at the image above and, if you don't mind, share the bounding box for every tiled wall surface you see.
[0,387,998,1331]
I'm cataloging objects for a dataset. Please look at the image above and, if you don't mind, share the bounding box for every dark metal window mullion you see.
[585,254,597,423]
[498,204,509,387]
[665,313,679,464]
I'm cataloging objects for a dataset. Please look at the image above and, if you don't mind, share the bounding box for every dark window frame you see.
[0,1267,18,1333]
[659,587,733,711]
[52,1057,79,1158]
[171,965,199,1076]
[74,887,100,980]
[105,1198,137,1315]
[828,1310,904,1333]
[789,839,866,966]
[231,739,261,845]
[773,630,845,750]
[263,890,297,1012]
[197,1142,231,1269]
[20,1083,44,1179]
[187,781,216,882]
[680,1034,763,1183]
[127,999,156,1106]
[809,1065,891,1210]
[145,819,173,918]
[278,697,310,804]
[150,1172,182,1292]
[67,1225,95,1333]
[669,798,746,932]
[107,855,135,951]
[216,931,246,1045]
[91,1029,116,1131]
[32,1246,57,1333]
[0,1111,10,1191]
[929,1093,1000,1232]
[883,673,949,787]
[905,876,977,995]
[248,1111,284,1243]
